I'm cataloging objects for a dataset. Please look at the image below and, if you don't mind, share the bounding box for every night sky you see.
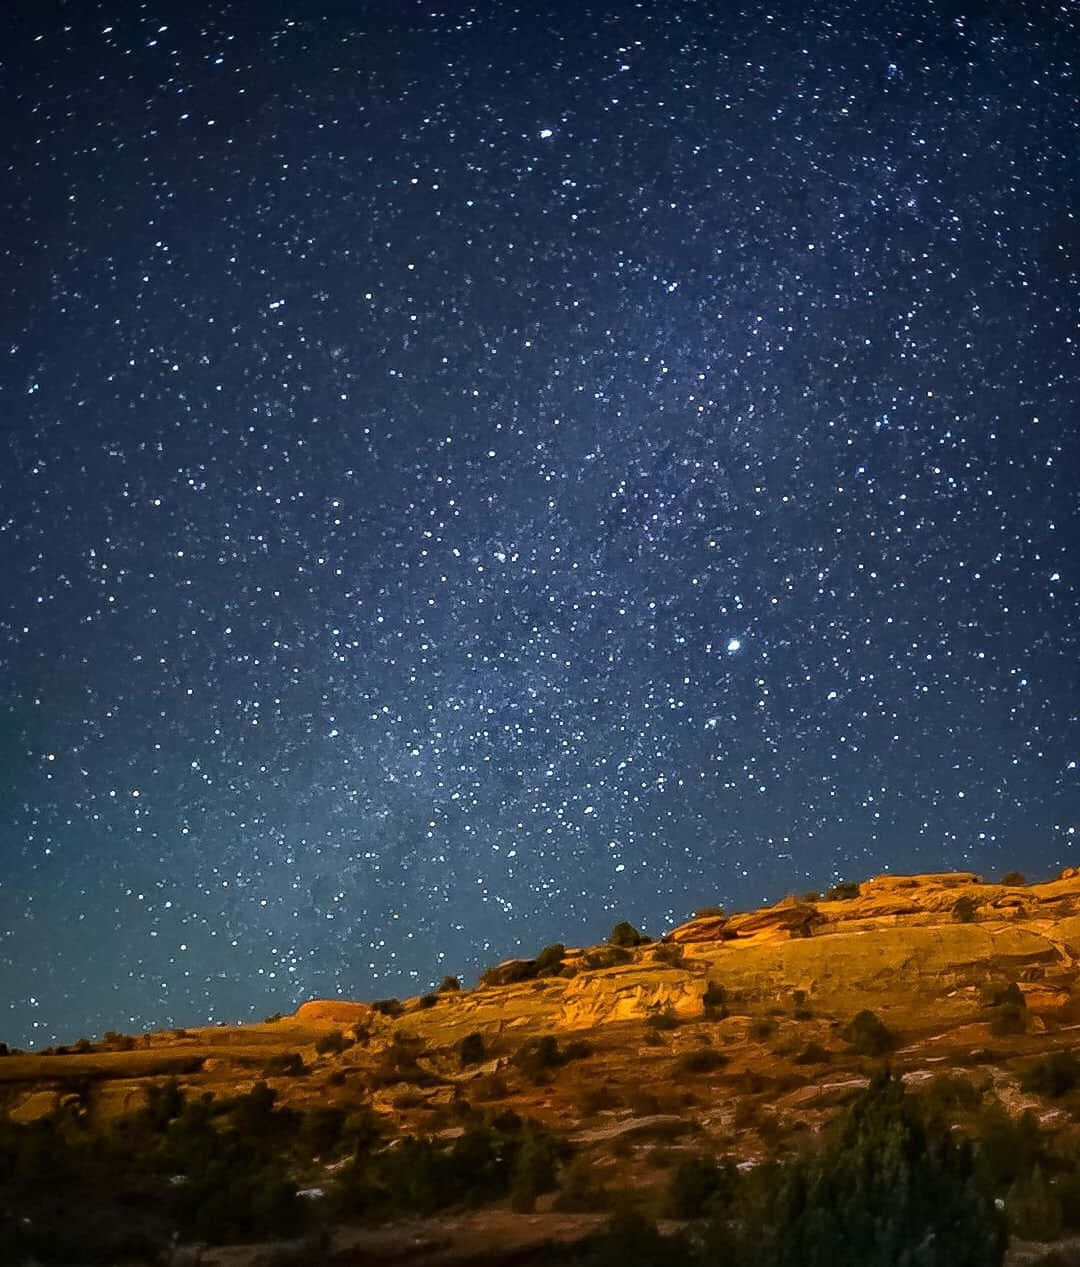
[2,0,1078,1048]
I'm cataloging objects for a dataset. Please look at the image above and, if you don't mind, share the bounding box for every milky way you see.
[2,0,1078,1047]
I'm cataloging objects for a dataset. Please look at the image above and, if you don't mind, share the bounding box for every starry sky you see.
[1,0,1078,1048]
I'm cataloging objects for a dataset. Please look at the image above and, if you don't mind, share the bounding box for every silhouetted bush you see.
[553,1154,612,1212]
[438,975,461,993]
[480,958,538,986]
[842,1009,893,1057]
[371,998,404,1018]
[298,1106,347,1158]
[470,1072,509,1100]
[646,1011,681,1031]
[651,942,684,965]
[263,1051,307,1077]
[1003,871,1027,886]
[583,945,633,969]
[825,882,860,901]
[1007,1167,1063,1240]
[535,943,566,974]
[459,1031,486,1067]
[576,1082,623,1115]
[702,981,728,1018]
[513,1035,590,1081]
[793,1042,831,1065]
[1020,1050,1080,1099]
[748,1017,776,1042]
[675,1048,728,1076]
[608,921,645,948]
[953,895,979,923]
[417,993,438,1009]
[315,1029,348,1055]
[801,890,821,902]
[726,1073,1006,1267]
[662,1152,738,1219]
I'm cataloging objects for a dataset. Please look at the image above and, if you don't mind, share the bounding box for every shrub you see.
[748,1017,777,1043]
[793,1042,831,1065]
[662,1153,737,1219]
[583,945,633,969]
[438,975,461,993]
[1019,1051,1080,1099]
[801,890,821,902]
[576,1083,623,1115]
[1007,1167,1063,1239]
[727,1073,1006,1267]
[417,993,438,1009]
[369,1037,427,1086]
[694,906,725,919]
[675,1048,729,1076]
[470,1073,509,1101]
[918,1073,984,1116]
[512,1035,589,1081]
[972,1101,1046,1193]
[315,1029,348,1055]
[553,1153,612,1212]
[608,921,645,948]
[825,881,860,901]
[989,1002,1027,1037]
[298,1106,346,1158]
[842,1009,893,1057]
[953,895,979,923]
[371,998,404,1018]
[652,942,684,965]
[1002,871,1027,886]
[535,943,566,974]
[702,981,728,1018]
[459,1031,486,1067]
[479,959,538,987]
[508,1123,561,1211]
[646,1011,681,1031]
[263,1051,307,1077]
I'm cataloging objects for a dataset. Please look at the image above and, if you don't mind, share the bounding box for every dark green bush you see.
[646,1011,681,1031]
[662,1152,737,1219]
[553,1154,612,1212]
[1019,1050,1080,1099]
[608,921,645,948]
[459,1031,486,1067]
[583,945,633,969]
[953,895,979,923]
[480,958,538,986]
[841,1009,893,1057]
[825,882,860,901]
[727,1073,1006,1267]
[535,943,567,974]
[702,981,728,1017]
[438,975,462,993]
[315,1029,348,1055]
[675,1048,728,1076]
[793,1042,831,1065]
[651,942,684,965]
[370,998,404,1018]
[748,1017,777,1042]
[1007,1167,1063,1240]
[1002,871,1027,886]
[262,1051,307,1077]
[417,993,438,1009]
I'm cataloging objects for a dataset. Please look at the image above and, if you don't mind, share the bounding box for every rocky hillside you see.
[6,868,1080,1266]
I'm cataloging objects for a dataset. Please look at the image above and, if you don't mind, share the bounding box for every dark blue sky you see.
[1,0,1077,1047]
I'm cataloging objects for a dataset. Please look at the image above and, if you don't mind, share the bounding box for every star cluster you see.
[1,0,1078,1046]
